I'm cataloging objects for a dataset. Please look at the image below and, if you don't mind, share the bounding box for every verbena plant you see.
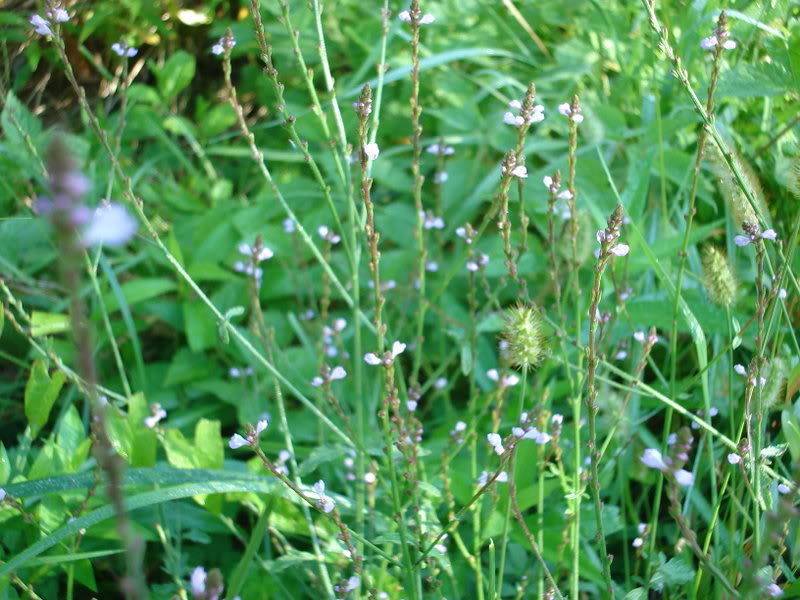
[0,1,798,599]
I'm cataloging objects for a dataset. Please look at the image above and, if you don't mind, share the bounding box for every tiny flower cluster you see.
[144,403,167,429]
[112,41,138,58]
[364,341,406,366]
[503,99,545,128]
[426,143,455,155]
[229,366,254,378]
[313,480,336,513]
[235,240,273,287]
[486,368,519,387]
[30,8,69,37]
[734,363,766,387]
[734,226,777,247]
[229,419,268,449]
[318,225,341,244]
[398,9,435,24]
[558,102,584,123]
[311,365,347,387]
[212,34,236,56]
[421,211,445,230]
[456,225,475,244]
[477,470,508,486]
[322,318,347,357]
[466,253,489,272]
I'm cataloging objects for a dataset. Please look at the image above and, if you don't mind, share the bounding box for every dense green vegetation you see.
[1,1,799,598]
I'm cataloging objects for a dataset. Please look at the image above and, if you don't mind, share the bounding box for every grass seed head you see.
[701,245,736,307]
[501,303,547,369]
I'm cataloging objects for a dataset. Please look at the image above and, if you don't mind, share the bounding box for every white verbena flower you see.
[30,14,53,36]
[313,480,336,513]
[735,228,777,246]
[557,102,584,123]
[778,483,791,494]
[674,469,694,487]
[143,405,167,429]
[640,448,669,471]
[700,34,736,51]
[487,433,505,455]
[632,537,644,548]
[212,35,236,55]
[0,488,7,502]
[427,144,454,155]
[510,165,528,178]
[190,566,207,596]
[434,171,448,184]
[82,203,138,247]
[112,41,138,58]
[364,143,380,161]
[727,453,741,465]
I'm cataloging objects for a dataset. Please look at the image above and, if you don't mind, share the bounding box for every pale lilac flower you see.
[190,566,207,596]
[423,213,445,229]
[496,471,509,482]
[778,288,787,299]
[30,14,53,36]
[419,13,435,24]
[503,112,524,127]
[143,405,167,429]
[82,203,137,247]
[364,472,377,484]
[552,414,563,425]
[0,488,5,502]
[778,483,791,494]
[112,41,138,58]
[466,261,479,272]
[426,261,439,272]
[633,331,646,344]
[558,102,584,123]
[212,35,235,55]
[487,433,504,455]
[615,350,628,360]
[364,353,382,366]
[318,225,341,244]
[735,228,777,246]
[766,583,783,597]
[632,537,644,548]
[674,469,694,487]
[734,364,747,376]
[510,165,528,178]
[727,453,741,465]
[238,242,274,262]
[283,217,295,233]
[700,34,736,51]
[454,421,467,432]
[427,144,455,155]
[311,376,324,387]
[345,576,361,592]
[407,400,418,412]
[313,480,335,513]
[330,366,347,380]
[434,171,448,184]
[434,377,447,389]
[229,366,254,378]
[278,450,291,463]
[640,448,669,471]
[609,244,629,257]
[364,143,380,161]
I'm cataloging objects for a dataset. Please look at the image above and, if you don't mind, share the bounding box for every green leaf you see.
[163,429,197,469]
[0,443,9,484]
[30,311,71,337]
[128,393,157,468]
[194,419,223,470]
[70,558,97,592]
[717,63,789,97]
[103,278,177,313]
[623,589,647,600]
[781,410,800,464]
[788,25,800,94]
[24,361,67,438]
[298,445,348,476]
[183,300,218,351]
[154,51,196,101]
[652,556,695,586]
